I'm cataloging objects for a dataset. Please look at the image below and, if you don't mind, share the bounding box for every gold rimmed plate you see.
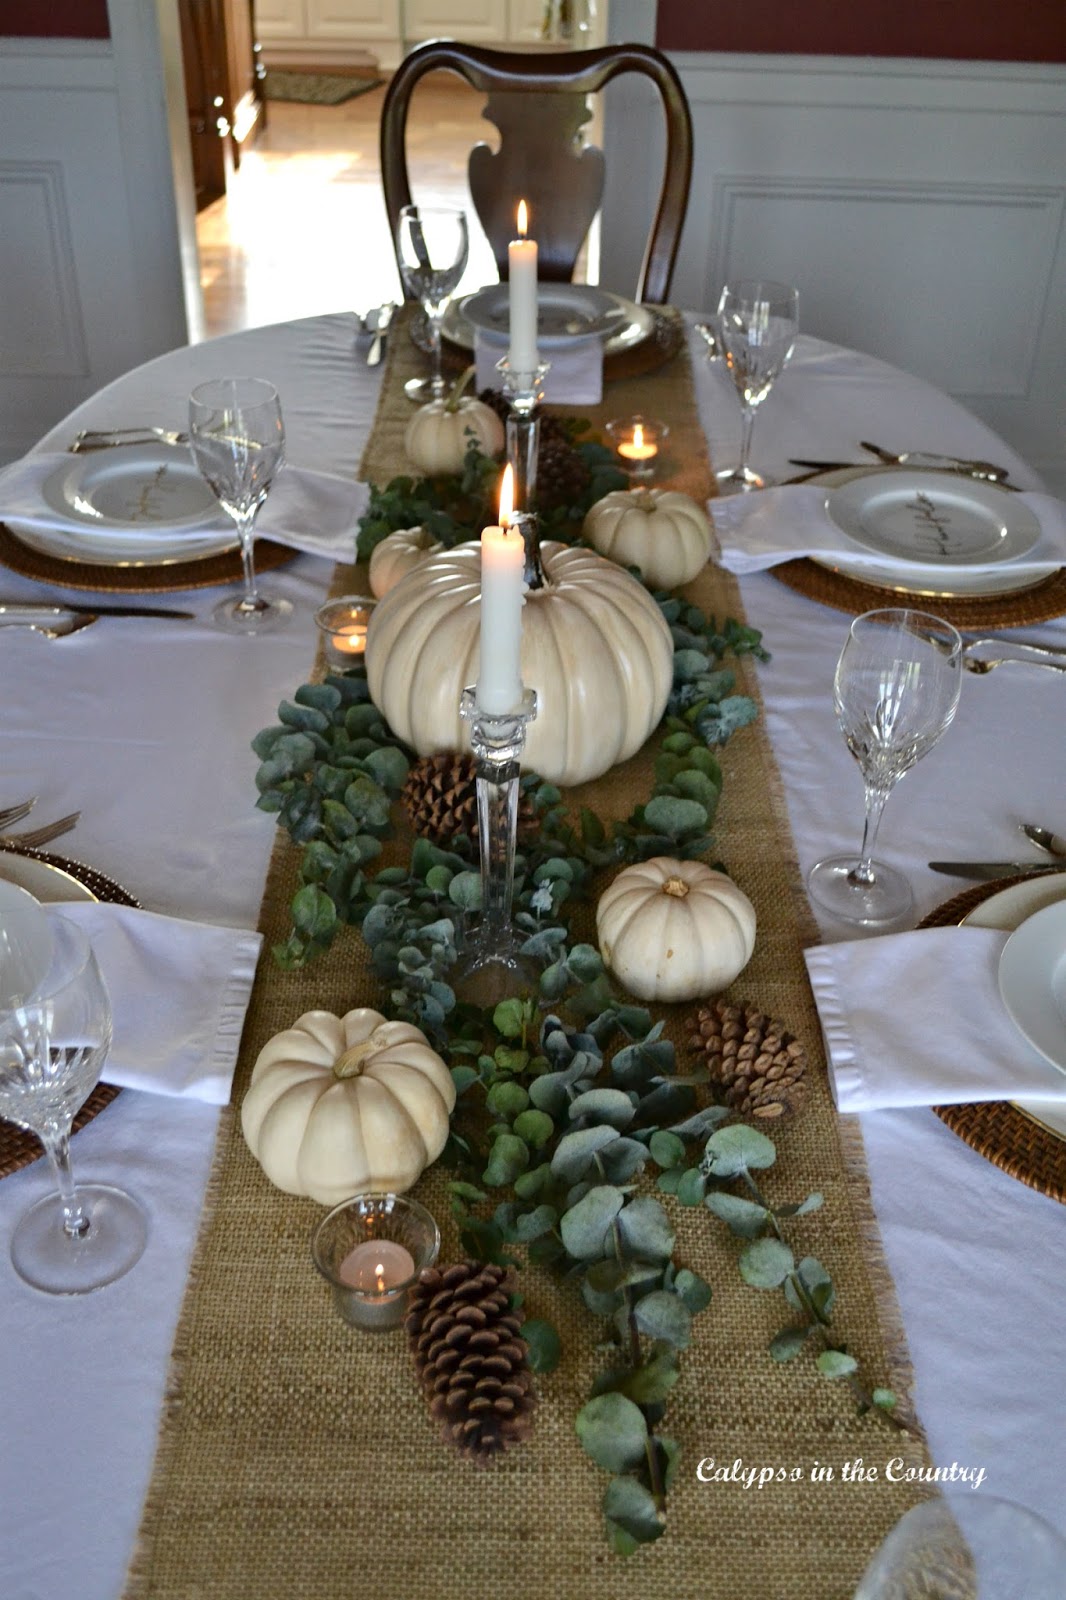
[0,520,295,593]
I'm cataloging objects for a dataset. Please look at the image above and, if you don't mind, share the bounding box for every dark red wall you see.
[656,0,1066,65]
[0,1,109,38]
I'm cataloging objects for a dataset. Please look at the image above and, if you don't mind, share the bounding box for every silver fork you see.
[0,797,36,830]
[0,810,81,849]
[963,654,1066,676]
[72,426,188,452]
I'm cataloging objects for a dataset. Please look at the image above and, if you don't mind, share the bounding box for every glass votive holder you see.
[314,595,376,667]
[311,1192,439,1332]
[605,414,669,483]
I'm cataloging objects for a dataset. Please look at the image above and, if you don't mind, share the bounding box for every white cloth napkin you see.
[474,329,604,404]
[54,902,261,1104]
[711,484,1066,576]
[0,452,368,562]
[804,925,1066,1112]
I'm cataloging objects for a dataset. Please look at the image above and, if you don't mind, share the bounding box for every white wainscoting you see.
[600,52,1066,490]
[0,28,195,466]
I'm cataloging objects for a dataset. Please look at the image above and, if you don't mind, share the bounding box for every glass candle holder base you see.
[310,1192,439,1331]
[314,595,376,667]
[452,933,540,1008]
[605,414,668,484]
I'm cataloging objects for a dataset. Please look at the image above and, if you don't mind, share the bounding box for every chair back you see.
[380,41,692,304]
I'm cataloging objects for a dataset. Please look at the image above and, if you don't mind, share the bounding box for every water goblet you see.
[396,203,469,403]
[714,279,799,494]
[807,608,963,927]
[188,376,290,634]
[1,911,147,1294]
[853,1493,1066,1598]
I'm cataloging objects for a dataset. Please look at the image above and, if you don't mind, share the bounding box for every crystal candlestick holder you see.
[453,684,538,1006]
[497,357,550,511]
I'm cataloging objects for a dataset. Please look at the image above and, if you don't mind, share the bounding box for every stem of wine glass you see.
[737,405,757,475]
[426,311,444,397]
[850,783,893,886]
[233,506,261,613]
[41,1121,90,1239]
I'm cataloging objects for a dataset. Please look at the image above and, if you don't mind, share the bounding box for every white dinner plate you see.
[964,877,1066,1143]
[827,469,1041,568]
[998,901,1066,1078]
[6,444,238,568]
[0,848,97,903]
[443,284,655,356]
[811,468,1058,599]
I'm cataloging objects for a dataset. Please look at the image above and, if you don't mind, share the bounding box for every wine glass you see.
[396,204,469,403]
[807,608,963,927]
[188,376,290,634]
[1,911,147,1294]
[853,1494,1066,1598]
[714,279,799,494]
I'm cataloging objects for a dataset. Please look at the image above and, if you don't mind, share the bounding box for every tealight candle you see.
[314,596,376,667]
[508,199,539,374]
[311,1193,439,1332]
[605,415,669,483]
[476,465,525,717]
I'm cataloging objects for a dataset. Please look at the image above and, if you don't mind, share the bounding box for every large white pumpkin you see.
[583,488,714,590]
[241,1008,456,1205]
[365,540,674,787]
[596,856,756,1002]
[369,526,444,598]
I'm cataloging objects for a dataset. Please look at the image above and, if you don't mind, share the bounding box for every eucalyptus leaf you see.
[521,1318,562,1374]
[649,1130,686,1171]
[616,1196,675,1262]
[785,1257,836,1318]
[619,1348,681,1406]
[632,1290,692,1349]
[575,1391,648,1474]
[448,871,482,911]
[551,1125,620,1185]
[513,1204,558,1242]
[560,1185,624,1260]
[672,1269,713,1314]
[291,884,337,942]
[816,1350,858,1380]
[642,794,708,837]
[702,1124,777,1178]
[770,1327,809,1363]
[568,1087,636,1129]
[704,1190,768,1238]
[483,1133,530,1188]
[512,1109,555,1149]
[603,1477,665,1546]
[738,1237,795,1289]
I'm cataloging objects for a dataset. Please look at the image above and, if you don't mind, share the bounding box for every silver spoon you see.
[1020,823,1066,858]
[963,654,1066,676]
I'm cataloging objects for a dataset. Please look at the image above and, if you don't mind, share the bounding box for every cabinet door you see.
[306,0,402,41]
[508,0,546,42]
[403,0,509,43]
[256,0,307,40]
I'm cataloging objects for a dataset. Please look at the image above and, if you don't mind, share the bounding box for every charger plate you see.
[0,521,294,594]
[0,846,139,1181]
[920,876,1066,1204]
[769,555,1066,627]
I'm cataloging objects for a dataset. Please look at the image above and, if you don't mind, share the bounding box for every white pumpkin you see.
[365,540,674,787]
[240,1008,456,1205]
[596,856,756,1002]
[369,526,444,599]
[583,488,714,590]
[404,395,504,475]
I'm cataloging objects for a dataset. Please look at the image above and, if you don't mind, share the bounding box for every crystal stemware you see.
[188,376,290,634]
[396,204,469,403]
[807,608,963,927]
[853,1494,1066,1598]
[715,279,799,494]
[1,911,147,1294]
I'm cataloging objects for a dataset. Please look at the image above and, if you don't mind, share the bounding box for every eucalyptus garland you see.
[251,436,901,1553]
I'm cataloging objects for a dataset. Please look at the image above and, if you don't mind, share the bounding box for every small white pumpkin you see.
[365,539,674,787]
[369,526,444,598]
[240,1008,456,1205]
[404,367,504,475]
[596,856,756,1003]
[583,488,714,590]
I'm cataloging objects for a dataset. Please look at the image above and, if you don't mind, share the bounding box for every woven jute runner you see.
[124,311,932,1600]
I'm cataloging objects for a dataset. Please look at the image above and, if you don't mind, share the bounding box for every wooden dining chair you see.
[380,40,693,305]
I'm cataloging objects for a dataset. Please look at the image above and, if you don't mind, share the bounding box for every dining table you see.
[0,304,1064,1600]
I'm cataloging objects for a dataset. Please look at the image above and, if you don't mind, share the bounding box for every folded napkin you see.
[711,484,1066,576]
[0,452,368,563]
[805,925,1066,1112]
[54,902,261,1104]
[474,329,604,404]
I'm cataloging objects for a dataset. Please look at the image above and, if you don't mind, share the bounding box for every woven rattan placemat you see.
[124,326,933,1600]
[769,556,1066,628]
[0,523,295,595]
[920,879,1066,1204]
[0,847,139,1180]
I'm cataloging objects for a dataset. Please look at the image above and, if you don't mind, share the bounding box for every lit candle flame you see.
[375,1262,385,1292]
[632,422,645,451]
[499,463,515,528]
[516,199,529,238]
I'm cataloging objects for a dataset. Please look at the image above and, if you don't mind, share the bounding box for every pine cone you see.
[406,1260,536,1465]
[401,752,536,846]
[688,999,807,1121]
[536,431,592,513]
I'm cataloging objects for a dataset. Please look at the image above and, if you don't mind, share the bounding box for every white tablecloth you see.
[1,313,1063,1598]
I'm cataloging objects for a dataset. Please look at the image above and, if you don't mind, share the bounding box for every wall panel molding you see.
[0,161,89,377]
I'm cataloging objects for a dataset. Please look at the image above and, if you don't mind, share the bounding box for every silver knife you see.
[366,302,395,366]
[0,600,194,620]
[928,861,1066,880]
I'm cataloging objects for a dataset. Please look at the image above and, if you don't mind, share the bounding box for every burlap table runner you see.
[124,312,931,1600]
